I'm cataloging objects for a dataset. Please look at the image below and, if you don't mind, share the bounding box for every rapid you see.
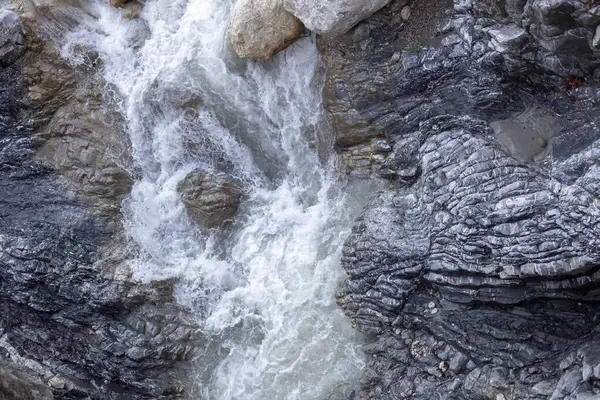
[59,0,371,398]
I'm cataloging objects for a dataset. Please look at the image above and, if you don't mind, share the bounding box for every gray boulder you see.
[179,170,243,228]
[283,0,390,36]
[227,0,303,60]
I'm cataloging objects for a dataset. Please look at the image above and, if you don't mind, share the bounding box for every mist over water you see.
[59,0,371,398]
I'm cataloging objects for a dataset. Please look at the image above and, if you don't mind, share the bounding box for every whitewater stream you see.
[58,0,374,398]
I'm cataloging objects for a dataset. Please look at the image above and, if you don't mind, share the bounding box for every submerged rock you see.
[179,170,243,229]
[283,0,391,36]
[227,0,303,60]
[322,0,600,398]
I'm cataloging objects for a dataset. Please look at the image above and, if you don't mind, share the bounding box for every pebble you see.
[401,6,411,20]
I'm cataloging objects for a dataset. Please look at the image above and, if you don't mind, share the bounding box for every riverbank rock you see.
[0,362,53,400]
[227,0,303,60]
[0,4,200,398]
[179,170,243,228]
[283,0,390,36]
[322,0,600,398]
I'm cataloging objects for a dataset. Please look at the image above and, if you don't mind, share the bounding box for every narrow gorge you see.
[1,0,600,399]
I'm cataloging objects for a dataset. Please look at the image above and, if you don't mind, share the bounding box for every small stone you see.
[48,376,66,389]
[439,361,449,373]
[431,308,438,314]
[401,6,411,20]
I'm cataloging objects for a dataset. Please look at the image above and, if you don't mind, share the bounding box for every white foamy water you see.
[59,0,370,398]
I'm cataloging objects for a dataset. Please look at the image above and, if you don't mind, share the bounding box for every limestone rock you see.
[322,0,600,398]
[283,0,390,36]
[227,0,303,60]
[179,170,243,228]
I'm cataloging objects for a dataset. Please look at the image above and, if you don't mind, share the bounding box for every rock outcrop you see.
[322,0,600,398]
[227,0,303,60]
[0,3,200,398]
[179,170,243,229]
[283,0,390,37]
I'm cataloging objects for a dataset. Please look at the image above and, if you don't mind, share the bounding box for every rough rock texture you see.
[0,362,53,400]
[28,42,134,214]
[227,0,303,60]
[283,0,391,37]
[109,0,143,19]
[178,170,243,229]
[322,0,600,398]
[0,4,200,398]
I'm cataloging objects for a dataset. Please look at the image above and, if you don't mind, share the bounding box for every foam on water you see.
[60,0,368,398]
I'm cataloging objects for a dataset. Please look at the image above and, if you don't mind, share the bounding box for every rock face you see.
[0,362,53,400]
[322,0,600,398]
[283,0,390,36]
[227,0,303,60]
[0,4,199,398]
[179,170,243,229]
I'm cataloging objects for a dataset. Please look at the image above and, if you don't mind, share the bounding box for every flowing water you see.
[59,0,372,398]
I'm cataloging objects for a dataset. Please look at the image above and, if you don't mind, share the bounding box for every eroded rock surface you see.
[0,3,199,398]
[227,0,303,60]
[283,0,391,37]
[323,0,600,398]
[179,170,243,229]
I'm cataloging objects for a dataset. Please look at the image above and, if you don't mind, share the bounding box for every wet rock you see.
[0,9,26,66]
[0,362,53,400]
[6,16,135,213]
[108,0,144,19]
[179,170,243,228]
[0,6,199,399]
[227,0,303,60]
[283,0,391,36]
[338,138,392,177]
[324,0,600,398]
[122,0,143,19]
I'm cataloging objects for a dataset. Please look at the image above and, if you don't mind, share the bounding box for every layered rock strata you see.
[323,0,600,398]
[0,3,200,398]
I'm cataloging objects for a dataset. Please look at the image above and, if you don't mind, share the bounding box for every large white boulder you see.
[283,0,390,36]
[227,0,304,60]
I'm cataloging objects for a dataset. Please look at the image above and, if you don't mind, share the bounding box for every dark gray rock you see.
[0,8,26,66]
[0,7,199,399]
[322,0,600,398]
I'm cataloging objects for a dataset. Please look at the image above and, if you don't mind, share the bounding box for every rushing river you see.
[59,0,371,398]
